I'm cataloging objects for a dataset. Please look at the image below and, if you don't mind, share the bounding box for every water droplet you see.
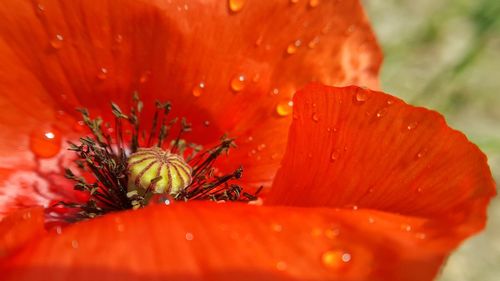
[312,113,320,122]
[203,120,211,127]
[271,223,283,232]
[416,187,423,193]
[257,143,267,151]
[22,211,31,220]
[376,108,387,118]
[322,250,351,269]
[252,73,261,83]
[386,98,394,105]
[71,240,79,249]
[35,3,45,16]
[29,127,62,158]
[367,217,375,224]
[416,150,425,159]
[346,25,356,34]
[311,227,323,237]
[50,34,64,49]
[228,0,245,13]
[401,224,412,232]
[354,91,368,104]
[230,74,246,92]
[276,100,293,117]
[192,82,206,97]
[325,228,340,239]
[276,261,288,271]
[415,232,427,240]
[330,150,340,162]
[97,67,108,80]
[270,88,280,96]
[114,34,124,44]
[309,0,320,8]
[308,36,320,49]
[55,226,63,235]
[139,71,151,83]
[286,40,301,55]
[185,232,194,241]
[116,224,125,232]
[164,198,171,205]
[406,122,418,131]
[321,23,332,35]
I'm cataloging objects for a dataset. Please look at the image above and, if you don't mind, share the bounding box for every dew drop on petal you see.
[308,36,320,49]
[114,34,124,44]
[35,3,45,16]
[376,108,387,118]
[270,88,280,96]
[22,211,31,220]
[139,71,151,84]
[406,122,418,131]
[322,250,351,269]
[309,0,320,8]
[276,100,293,117]
[55,226,63,235]
[30,127,62,158]
[276,261,288,271]
[415,232,427,240]
[330,150,340,162]
[416,150,425,159]
[116,224,125,232]
[97,67,108,80]
[192,82,206,97]
[252,73,261,83]
[230,74,246,92]
[311,227,323,237]
[401,224,412,232]
[354,91,368,104]
[71,240,79,249]
[324,227,340,239]
[228,0,245,13]
[185,232,194,241]
[290,0,299,3]
[312,113,320,122]
[271,223,283,232]
[50,34,64,49]
[286,40,301,55]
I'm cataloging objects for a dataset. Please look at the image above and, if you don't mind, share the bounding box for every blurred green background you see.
[363,0,500,280]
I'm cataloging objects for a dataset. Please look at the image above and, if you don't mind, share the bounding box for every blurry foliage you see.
[363,0,500,280]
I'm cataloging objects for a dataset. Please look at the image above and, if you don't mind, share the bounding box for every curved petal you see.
[0,207,45,258]
[1,202,452,281]
[0,0,381,213]
[267,84,495,253]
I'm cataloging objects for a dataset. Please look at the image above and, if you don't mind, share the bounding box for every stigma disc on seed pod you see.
[127,147,192,196]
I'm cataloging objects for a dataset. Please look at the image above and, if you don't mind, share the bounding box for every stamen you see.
[49,93,259,222]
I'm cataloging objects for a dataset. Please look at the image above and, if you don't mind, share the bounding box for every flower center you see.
[50,93,258,222]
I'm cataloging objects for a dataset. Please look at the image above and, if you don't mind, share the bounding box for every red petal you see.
[267,84,495,254]
[0,1,381,213]
[1,202,450,281]
[0,207,45,258]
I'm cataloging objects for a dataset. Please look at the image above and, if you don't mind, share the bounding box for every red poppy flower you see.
[0,1,495,281]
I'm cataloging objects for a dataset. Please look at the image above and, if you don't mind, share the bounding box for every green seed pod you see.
[127,147,192,196]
